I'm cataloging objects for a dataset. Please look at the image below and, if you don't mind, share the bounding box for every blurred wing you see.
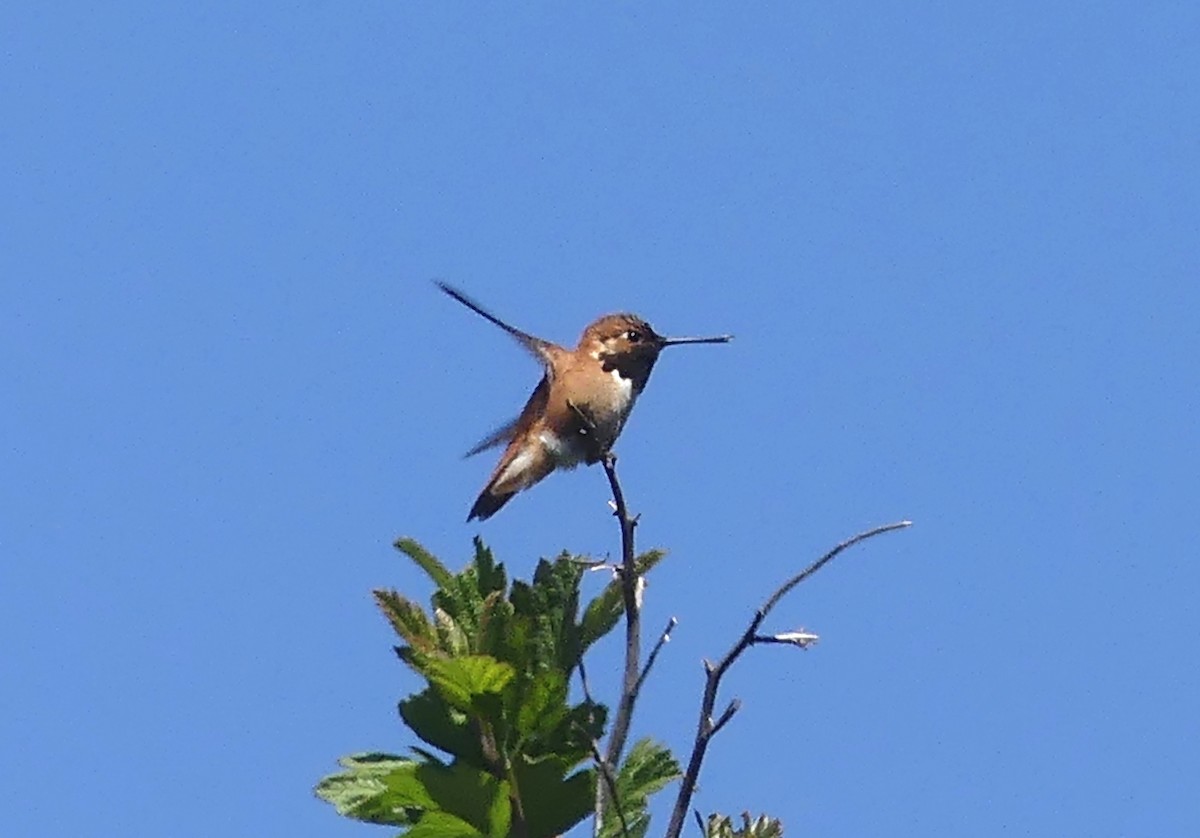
[436,281,557,368]
[462,377,551,458]
[464,417,521,458]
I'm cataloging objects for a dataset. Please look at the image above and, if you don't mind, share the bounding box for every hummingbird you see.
[436,282,733,521]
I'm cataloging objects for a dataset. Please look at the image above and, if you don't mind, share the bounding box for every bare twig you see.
[664,520,912,838]
[709,699,741,737]
[578,656,595,705]
[635,616,677,694]
[578,660,606,838]
[601,452,642,768]
[591,453,646,830]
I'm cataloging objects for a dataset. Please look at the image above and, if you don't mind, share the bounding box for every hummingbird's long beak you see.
[659,334,734,347]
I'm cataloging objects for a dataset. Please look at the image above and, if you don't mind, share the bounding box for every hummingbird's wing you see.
[463,377,551,458]
[464,417,521,458]
[436,281,558,368]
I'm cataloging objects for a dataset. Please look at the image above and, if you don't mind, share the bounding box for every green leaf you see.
[416,761,510,837]
[471,536,507,598]
[434,575,486,646]
[315,754,513,837]
[634,548,667,575]
[423,655,515,714]
[395,538,454,590]
[600,738,683,838]
[398,689,486,767]
[375,589,438,653]
[478,591,516,661]
[402,810,487,838]
[537,699,606,765]
[515,668,568,741]
[313,753,423,826]
[618,738,681,798]
[512,757,595,838]
[513,557,586,673]
[491,604,533,673]
[580,579,624,653]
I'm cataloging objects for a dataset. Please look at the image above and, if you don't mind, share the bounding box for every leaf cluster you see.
[316,538,678,838]
[699,813,784,838]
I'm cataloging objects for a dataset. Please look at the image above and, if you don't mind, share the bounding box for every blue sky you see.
[3,3,1198,836]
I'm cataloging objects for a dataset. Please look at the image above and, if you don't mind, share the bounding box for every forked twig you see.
[636,617,677,694]
[664,520,912,838]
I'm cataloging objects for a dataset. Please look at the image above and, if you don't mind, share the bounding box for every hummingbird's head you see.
[579,313,733,391]
[580,313,734,357]
[579,314,663,361]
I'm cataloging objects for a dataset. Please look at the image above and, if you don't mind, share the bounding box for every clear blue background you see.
[3,3,1197,836]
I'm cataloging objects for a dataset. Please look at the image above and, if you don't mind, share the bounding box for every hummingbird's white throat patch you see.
[609,367,634,401]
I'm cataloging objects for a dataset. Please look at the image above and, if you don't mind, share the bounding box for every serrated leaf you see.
[515,668,568,741]
[541,699,606,765]
[423,655,515,714]
[471,536,507,598]
[512,757,595,838]
[478,591,515,661]
[398,689,487,768]
[580,579,624,652]
[313,753,423,826]
[395,538,454,589]
[434,575,486,644]
[416,761,510,837]
[600,738,682,838]
[618,738,681,799]
[375,590,438,653]
[634,548,667,574]
[402,810,486,838]
[514,557,585,672]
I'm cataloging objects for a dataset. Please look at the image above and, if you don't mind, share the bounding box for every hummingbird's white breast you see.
[538,368,638,470]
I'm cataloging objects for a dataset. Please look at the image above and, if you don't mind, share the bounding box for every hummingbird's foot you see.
[566,399,596,433]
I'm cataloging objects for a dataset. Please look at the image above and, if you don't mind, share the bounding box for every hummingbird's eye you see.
[625,330,643,343]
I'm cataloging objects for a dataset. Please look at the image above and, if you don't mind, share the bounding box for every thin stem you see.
[592,453,643,830]
[635,617,677,694]
[590,740,631,838]
[601,452,641,768]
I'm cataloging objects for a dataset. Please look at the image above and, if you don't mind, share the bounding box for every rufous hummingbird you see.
[437,282,732,521]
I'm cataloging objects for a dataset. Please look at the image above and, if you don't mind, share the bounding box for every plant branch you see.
[664,520,912,838]
[601,452,642,767]
[592,452,644,830]
[635,616,676,694]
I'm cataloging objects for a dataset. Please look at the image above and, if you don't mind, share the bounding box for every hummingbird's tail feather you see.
[467,489,516,522]
[467,440,556,522]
